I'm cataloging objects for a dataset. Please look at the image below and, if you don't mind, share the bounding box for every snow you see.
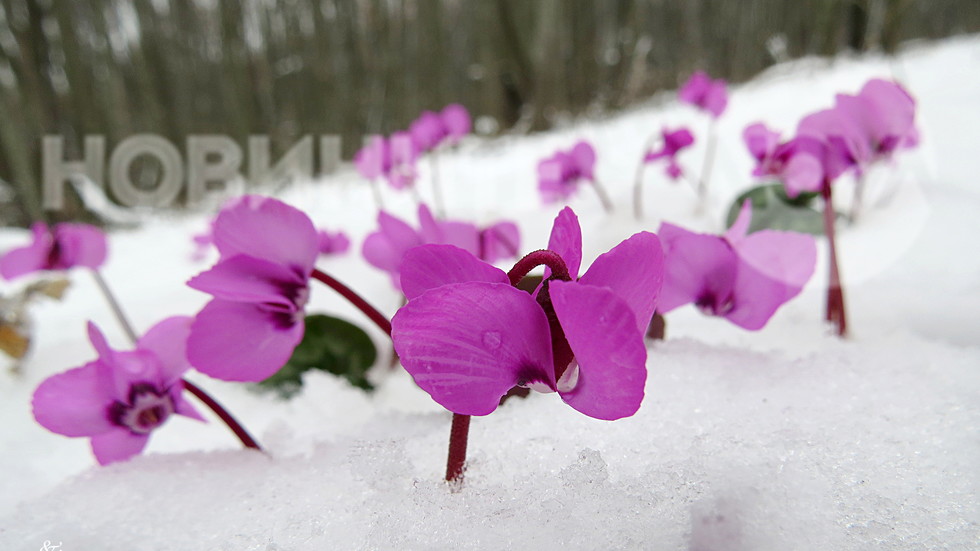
[1,35,979,550]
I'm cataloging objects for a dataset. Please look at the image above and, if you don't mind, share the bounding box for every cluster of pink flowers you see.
[354,104,471,191]
[3,73,917,483]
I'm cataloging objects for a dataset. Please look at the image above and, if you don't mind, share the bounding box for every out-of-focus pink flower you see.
[537,141,596,203]
[363,204,520,291]
[32,317,204,465]
[409,104,473,153]
[317,229,351,256]
[186,196,318,382]
[354,134,418,190]
[644,127,695,180]
[0,222,106,280]
[657,202,816,329]
[679,71,728,118]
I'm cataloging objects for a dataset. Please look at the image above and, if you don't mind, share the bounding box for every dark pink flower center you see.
[109,382,175,434]
[695,291,735,316]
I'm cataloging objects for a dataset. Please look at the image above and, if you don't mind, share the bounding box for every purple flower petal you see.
[0,223,52,280]
[392,282,555,416]
[480,221,520,263]
[441,104,471,142]
[32,361,116,437]
[400,245,509,301]
[657,223,736,314]
[547,207,583,279]
[187,300,304,381]
[417,204,480,254]
[724,200,753,244]
[187,254,304,307]
[54,223,107,269]
[578,231,664,333]
[724,230,817,329]
[550,281,647,420]
[570,141,596,181]
[211,195,318,274]
[137,316,194,384]
[90,429,149,465]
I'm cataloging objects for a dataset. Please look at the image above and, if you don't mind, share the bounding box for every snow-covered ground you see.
[1,35,978,550]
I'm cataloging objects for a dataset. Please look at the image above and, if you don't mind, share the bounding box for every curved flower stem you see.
[698,119,718,204]
[91,269,262,450]
[446,413,471,484]
[310,268,392,336]
[821,183,848,337]
[590,178,613,214]
[182,379,261,450]
[506,250,570,286]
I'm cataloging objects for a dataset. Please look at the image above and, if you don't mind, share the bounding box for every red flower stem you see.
[647,312,666,341]
[821,182,848,337]
[446,413,471,483]
[506,250,571,287]
[182,379,262,450]
[91,269,262,450]
[590,178,614,213]
[310,268,392,336]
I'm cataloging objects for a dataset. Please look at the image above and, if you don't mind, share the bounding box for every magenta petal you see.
[400,245,509,301]
[55,223,107,269]
[724,200,753,244]
[578,231,664,333]
[657,224,736,313]
[187,300,304,381]
[392,282,554,416]
[441,104,471,141]
[0,223,51,280]
[138,316,193,383]
[725,230,817,330]
[91,430,149,465]
[550,281,647,420]
[547,207,583,279]
[32,362,115,437]
[211,195,318,273]
[170,383,207,422]
[480,221,520,263]
[188,254,303,306]
[782,153,824,198]
[570,141,596,180]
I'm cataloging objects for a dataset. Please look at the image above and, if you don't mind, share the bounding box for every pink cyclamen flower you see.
[743,122,838,198]
[537,141,596,203]
[644,127,695,180]
[391,207,663,420]
[0,222,106,280]
[410,104,472,152]
[354,134,418,190]
[657,201,816,329]
[186,195,318,381]
[679,71,728,118]
[317,229,351,256]
[362,204,520,290]
[799,78,917,175]
[32,317,204,465]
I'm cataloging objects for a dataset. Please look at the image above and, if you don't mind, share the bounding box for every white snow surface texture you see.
[1,36,978,551]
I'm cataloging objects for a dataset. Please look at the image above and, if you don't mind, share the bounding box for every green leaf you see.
[258,314,378,396]
[726,183,824,235]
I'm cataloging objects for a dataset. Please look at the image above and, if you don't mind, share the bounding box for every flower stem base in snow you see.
[446,413,471,484]
[821,183,848,337]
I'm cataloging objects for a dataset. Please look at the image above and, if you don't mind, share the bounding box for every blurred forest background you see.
[0,0,978,226]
